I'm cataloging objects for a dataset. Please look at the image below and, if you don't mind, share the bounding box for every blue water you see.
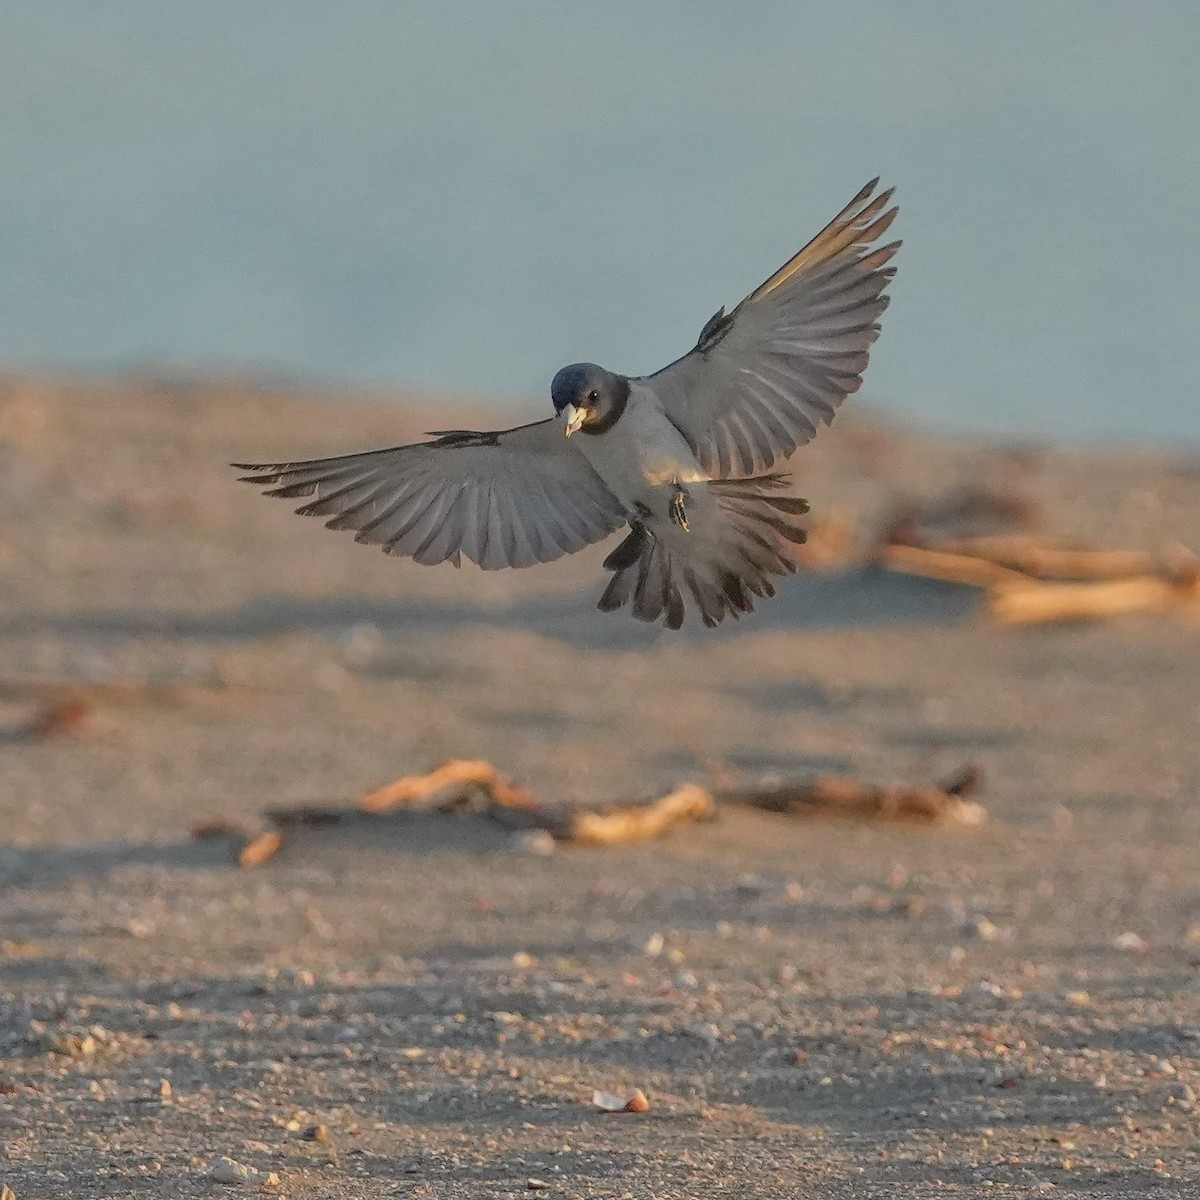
[3,3,1198,444]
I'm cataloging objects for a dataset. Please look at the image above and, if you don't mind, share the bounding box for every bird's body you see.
[237,180,900,628]
[570,381,704,505]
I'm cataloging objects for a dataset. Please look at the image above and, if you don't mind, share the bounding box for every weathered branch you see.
[560,785,715,846]
[357,758,536,814]
[881,543,1032,589]
[989,572,1200,625]
[719,765,985,826]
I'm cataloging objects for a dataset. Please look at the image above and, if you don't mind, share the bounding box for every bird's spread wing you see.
[235,419,626,569]
[640,179,899,477]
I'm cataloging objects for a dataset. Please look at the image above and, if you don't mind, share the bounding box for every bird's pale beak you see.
[559,403,587,437]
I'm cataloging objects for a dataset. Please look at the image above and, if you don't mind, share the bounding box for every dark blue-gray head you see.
[550,362,630,437]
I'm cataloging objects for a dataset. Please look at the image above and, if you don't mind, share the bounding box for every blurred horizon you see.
[3,3,1198,446]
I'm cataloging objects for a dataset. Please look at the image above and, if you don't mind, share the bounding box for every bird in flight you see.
[236,180,898,629]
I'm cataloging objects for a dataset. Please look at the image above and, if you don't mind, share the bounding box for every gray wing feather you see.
[640,180,899,477]
[235,419,625,570]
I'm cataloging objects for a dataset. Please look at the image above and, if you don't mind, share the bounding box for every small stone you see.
[1113,930,1148,953]
[672,970,699,990]
[511,950,536,970]
[2,1185,16,1200]
[963,915,1000,941]
[260,1172,281,1190]
[642,932,665,958]
[527,1178,551,1190]
[300,1124,328,1142]
[158,1079,173,1103]
[591,1087,650,1113]
[1167,1082,1196,1110]
[47,1032,98,1058]
[210,1156,253,1184]
[511,830,556,855]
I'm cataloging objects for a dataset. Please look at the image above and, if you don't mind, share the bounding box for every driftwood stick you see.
[720,766,986,826]
[881,543,1033,589]
[357,759,537,813]
[989,573,1200,625]
[561,785,715,846]
[238,828,286,868]
[925,534,1158,581]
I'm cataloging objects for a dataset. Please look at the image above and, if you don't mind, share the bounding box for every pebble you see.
[1167,1082,1196,1110]
[511,830,556,855]
[962,915,1000,941]
[642,932,665,958]
[973,981,1006,998]
[210,1157,253,1184]
[1113,930,1148,953]
[47,1032,98,1058]
[527,1179,551,1191]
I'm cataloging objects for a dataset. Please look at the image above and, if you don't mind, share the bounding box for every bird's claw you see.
[669,486,690,533]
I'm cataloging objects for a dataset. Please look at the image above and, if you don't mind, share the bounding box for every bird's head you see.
[551,363,629,436]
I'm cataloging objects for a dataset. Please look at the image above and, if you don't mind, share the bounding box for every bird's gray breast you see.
[571,384,706,511]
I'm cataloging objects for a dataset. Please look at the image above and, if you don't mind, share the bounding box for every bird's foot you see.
[669,484,691,533]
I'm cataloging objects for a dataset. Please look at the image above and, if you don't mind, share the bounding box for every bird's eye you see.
[587,390,599,403]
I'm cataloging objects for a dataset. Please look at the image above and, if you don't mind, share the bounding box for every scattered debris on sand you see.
[193,760,984,868]
[876,489,1200,626]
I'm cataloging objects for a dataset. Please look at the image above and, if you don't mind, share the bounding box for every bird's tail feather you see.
[598,474,809,629]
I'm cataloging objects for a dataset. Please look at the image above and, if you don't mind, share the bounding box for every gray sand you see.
[2,375,1199,1197]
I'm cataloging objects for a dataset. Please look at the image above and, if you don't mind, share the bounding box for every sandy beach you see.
[2,373,1200,1198]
